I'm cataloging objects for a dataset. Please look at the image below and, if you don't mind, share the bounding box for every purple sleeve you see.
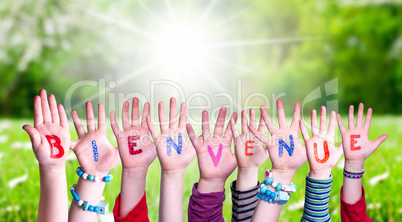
[188,183,225,222]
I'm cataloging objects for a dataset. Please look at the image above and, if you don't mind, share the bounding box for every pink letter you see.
[208,144,223,167]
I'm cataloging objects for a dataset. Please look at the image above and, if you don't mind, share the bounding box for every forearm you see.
[342,160,364,204]
[38,165,68,222]
[119,168,147,217]
[236,167,259,191]
[251,169,295,222]
[68,177,106,222]
[159,170,184,222]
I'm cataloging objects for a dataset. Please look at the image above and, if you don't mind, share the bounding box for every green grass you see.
[0,116,401,221]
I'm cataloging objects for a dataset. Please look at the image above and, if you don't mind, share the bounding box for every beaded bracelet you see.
[257,170,297,204]
[76,167,113,182]
[70,185,108,215]
[343,168,365,179]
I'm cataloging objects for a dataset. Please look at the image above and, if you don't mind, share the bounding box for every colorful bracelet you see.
[76,167,113,182]
[70,185,108,215]
[343,168,365,179]
[257,170,297,205]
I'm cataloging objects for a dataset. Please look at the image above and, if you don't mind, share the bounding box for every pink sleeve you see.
[113,192,150,222]
[188,183,225,222]
[340,186,372,222]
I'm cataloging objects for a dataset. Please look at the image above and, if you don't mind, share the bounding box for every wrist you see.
[197,178,226,193]
[344,160,364,172]
[309,170,332,180]
[270,169,296,184]
[39,164,66,172]
[236,167,259,191]
[122,167,148,177]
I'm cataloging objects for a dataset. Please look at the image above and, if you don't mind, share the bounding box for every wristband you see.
[70,185,108,215]
[343,168,365,179]
[257,170,297,205]
[76,167,113,182]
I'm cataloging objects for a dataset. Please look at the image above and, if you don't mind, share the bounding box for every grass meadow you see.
[0,116,401,222]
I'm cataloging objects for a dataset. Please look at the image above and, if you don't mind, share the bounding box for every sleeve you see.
[113,192,150,222]
[301,174,332,222]
[230,180,259,222]
[340,186,373,222]
[188,183,226,222]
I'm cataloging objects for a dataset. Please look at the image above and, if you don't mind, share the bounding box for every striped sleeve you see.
[301,174,333,222]
[230,180,259,222]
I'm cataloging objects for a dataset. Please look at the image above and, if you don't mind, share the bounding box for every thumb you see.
[371,134,388,150]
[22,125,41,149]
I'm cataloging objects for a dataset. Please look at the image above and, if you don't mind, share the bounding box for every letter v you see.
[208,144,223,167]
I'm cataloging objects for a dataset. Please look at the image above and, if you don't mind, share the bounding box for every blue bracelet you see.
[76,167,113,182]
[257,170,297,205]
[70,185,108,215]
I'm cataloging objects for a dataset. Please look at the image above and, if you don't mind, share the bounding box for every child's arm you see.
[23,89,70,222]
[147,98,196,222]
[186,107,237,222]
[110,98,156,221]
[229,109,268,221]
[248,99,307,221]
[68,102,119,222]
[337,103,387,222]
[299,107,343,221]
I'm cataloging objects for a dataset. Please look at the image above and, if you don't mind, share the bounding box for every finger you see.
[248,125,269,145]
[224,112,238,140]
[23,125,41,149]
[277,99,287,129]
[131,98,140,127]
[356,103,364,128]
[311,109,318,136]
[363,108,372,131]
[48,94,60,124]
[328,111,336,136]
[299,119,310,141]
[71,110,85,138]
[141,102,150,128]
[186,124,199,149]
[337,114,346,134]
[58,104,68,129]
[320,106,326,132]
[250,108,257,129]
[33,96,43,127]
[169,97,177,129]
[110,111,121,137]
[241,110,248,134]
[158,102,168,133]
[122,101,130,131]
[371,134,388,150]
[98,103,106,132]
[213,106,227,138]
[86,102,96,132]
[290,102,301,131]
[230,117,240,138]
[348,105,355,129]
[257,112,266,134]
[39,89,51,123]
[261,106,277,135]
[178,103,187,129]
[202,110,211,142]
[147,115,159,140]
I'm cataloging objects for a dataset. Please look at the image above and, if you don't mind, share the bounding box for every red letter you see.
[245,141,254,156]
[314,141,330,163]
[350,135,361,151]
[46,135,64,159]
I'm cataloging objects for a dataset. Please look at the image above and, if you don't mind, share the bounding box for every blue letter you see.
[278,135,294,157]
[167,133,183,156]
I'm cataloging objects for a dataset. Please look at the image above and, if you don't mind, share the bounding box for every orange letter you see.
[314,141,330,163]
[46,135,64,159]
[350,135,361,151]
[245,141,254,156]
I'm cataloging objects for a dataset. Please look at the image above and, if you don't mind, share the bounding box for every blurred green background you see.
[0,0,401,221]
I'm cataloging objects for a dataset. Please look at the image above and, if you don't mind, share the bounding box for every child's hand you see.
[23,89,70,167]
[147,98,195,172]
[71,102,119,176]
[110,98,156,171]
[231,109,268,169]
[300,106,343,179]
[337,103,388,170]
[186,107,238,193]
[249,99,306,181]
